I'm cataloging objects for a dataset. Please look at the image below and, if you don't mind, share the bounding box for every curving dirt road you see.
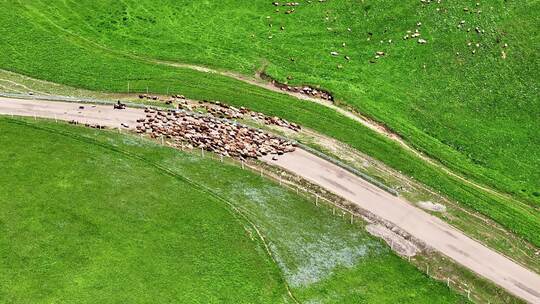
[1,96,539,303]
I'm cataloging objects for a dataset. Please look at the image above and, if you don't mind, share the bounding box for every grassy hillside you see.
[0,117,465,303]
[0,1,539,248]
[5,0,538,204]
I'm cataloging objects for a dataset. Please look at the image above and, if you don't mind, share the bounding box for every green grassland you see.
[0,1,539,248]
[0,117,465,303]
[4,0,538,204]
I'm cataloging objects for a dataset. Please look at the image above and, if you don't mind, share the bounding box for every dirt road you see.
[1,96,539,303]
[16,18,523,208]
[0,96,143,128]
[261,149,540,303]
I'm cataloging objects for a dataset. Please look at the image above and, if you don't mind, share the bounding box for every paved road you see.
[1,97,539,303]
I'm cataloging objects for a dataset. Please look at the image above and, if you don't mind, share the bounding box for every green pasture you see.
[0,117,465,303]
